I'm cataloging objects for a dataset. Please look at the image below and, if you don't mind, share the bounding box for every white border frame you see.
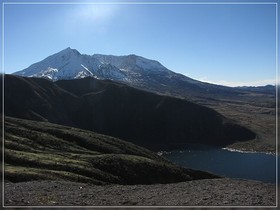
[1,1,278,208]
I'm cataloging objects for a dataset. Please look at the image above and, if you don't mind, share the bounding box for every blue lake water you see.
[162,144,278,183]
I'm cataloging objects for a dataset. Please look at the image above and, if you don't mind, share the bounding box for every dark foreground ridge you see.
[3,75,256,151]
[4,117,218,184]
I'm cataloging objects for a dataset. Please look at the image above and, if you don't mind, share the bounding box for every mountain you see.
[10,48,275,152]
[13,47,170,83]
[11,48,242,99]
[2,75,256,151]
[13,48,127,82]
[5,116,218,184]
[13,47,276,103]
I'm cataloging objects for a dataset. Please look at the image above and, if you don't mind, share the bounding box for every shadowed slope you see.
[3,75,256,151]
[3,75,80,125]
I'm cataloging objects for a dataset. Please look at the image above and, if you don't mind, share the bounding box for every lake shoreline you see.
[226,137,277,155]
[222,147,276,156]
[161,144,277,183]
[157,143,277,156]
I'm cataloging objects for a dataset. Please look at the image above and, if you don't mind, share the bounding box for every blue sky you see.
[2,1,277,86]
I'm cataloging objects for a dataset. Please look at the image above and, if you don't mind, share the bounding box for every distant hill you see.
[2,75,256,150]
[4,117,218,184]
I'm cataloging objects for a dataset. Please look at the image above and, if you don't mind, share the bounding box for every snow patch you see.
[81,64,93,76]
[13,48,172,85]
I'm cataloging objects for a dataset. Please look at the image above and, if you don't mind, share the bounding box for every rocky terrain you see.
[4,178,276,206]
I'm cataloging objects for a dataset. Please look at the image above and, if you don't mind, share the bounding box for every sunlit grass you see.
[5,116,210,185]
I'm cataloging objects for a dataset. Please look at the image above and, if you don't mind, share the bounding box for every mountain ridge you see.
[3,75,256,151]
[13,47,275,103]
[13,47,170,82]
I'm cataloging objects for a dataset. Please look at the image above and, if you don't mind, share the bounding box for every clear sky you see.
[2,0,277,87]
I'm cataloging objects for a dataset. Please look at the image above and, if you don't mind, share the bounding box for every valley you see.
[2,48,277,207]
[206,99,276,153]
[11,48,277,153]
[3,0,278,205]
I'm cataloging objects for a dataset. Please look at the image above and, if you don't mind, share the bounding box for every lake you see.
[162,144,278,183]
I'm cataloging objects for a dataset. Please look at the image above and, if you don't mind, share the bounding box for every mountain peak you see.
[13,48,170,82]
[59,47,81,56]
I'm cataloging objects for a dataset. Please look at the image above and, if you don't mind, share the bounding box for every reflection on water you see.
[162,144,277,183]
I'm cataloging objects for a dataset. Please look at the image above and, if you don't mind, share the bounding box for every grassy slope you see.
[4,117,217,185]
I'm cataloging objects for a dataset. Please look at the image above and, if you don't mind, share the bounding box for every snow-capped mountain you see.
[93,54,168,72]
[13,47,243,100]
[14,47,172,83]
[14,48,127,82]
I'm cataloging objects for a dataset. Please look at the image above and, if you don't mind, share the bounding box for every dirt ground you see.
[4,178,276,207]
